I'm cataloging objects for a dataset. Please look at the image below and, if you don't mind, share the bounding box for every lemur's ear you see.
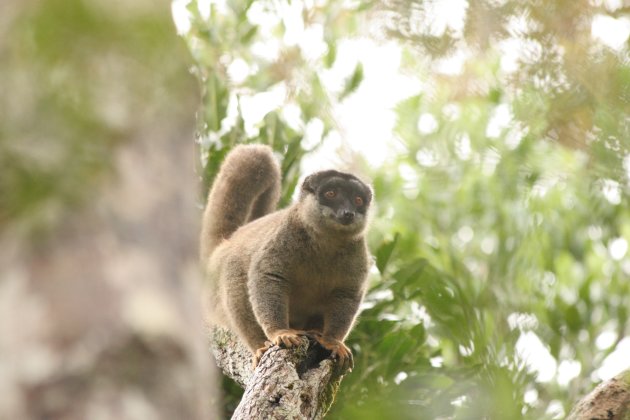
[301,171,333,194]
[301,174,316,194]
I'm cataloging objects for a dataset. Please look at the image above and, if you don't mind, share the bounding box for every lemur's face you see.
[301,170,372,234]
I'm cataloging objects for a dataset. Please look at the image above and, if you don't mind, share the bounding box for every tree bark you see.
[210,328,346,419]
[568,370,630,420]
[0,1,217,417]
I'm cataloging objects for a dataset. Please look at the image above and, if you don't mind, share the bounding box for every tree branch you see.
[210,328,345,419]
[568,370,630,420]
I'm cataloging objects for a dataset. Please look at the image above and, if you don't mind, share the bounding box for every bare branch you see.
[210,328,345,419]
[568,370,630,420]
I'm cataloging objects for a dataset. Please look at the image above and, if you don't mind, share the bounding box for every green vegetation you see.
[181,0,630,418]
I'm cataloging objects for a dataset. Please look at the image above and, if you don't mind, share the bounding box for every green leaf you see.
[340,62,364,100]
[325,41,337,68]
[376,233,400,273]
[565,304,581,334]
[204,72,229,132]
[240,25,258,44]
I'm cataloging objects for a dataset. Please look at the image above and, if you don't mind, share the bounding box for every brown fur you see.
[201,144,371,370]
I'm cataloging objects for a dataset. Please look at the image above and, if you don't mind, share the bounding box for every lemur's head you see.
[299,170,372,236]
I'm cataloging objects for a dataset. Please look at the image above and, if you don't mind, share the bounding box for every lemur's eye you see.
[324,190,336,199]
[355,196,364,206]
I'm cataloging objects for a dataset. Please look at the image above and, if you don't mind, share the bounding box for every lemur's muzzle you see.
[337,209,356,225]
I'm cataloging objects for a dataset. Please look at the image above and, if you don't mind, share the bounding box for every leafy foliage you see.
[180,0,367,203]
[180,0,630,418]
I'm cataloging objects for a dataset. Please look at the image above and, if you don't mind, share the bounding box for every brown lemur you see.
[200,144,372,371]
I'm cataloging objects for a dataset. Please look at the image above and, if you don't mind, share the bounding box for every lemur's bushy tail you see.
[200,145,281,261]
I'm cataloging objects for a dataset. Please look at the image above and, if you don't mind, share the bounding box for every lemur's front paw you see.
[269,329,308,348]
[253,330,309,367]
[252,340,274,368]
[311,335,354,373]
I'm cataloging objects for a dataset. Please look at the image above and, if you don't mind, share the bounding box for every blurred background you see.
[1,0,629,419]
[0,0,216,418]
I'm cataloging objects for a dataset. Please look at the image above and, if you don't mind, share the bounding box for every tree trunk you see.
[210,328,345,419]
[0,0,216,417]
[568,370,630,420]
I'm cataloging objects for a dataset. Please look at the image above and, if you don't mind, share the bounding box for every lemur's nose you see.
[342,210,355,221]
